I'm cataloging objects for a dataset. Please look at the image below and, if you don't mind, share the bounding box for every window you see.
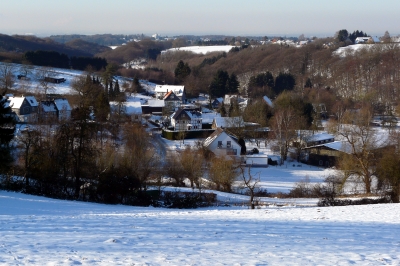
[227,141,231,148]
[218,141,222,148]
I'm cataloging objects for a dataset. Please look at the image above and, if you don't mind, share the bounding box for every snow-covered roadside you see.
[1,191,399,265]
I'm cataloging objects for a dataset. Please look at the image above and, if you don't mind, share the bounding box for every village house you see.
[6,95,39,123]
[203,127,242,158]
[170,108,202,131]
[163,91,181,113]
[39,98,72,122]
[211,97,224,109]
[154,85,186,103]
[141,99,165,115]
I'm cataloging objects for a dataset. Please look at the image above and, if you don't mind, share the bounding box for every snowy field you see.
[1,191,399,265]
[162,45,235,55]
[2,62,157,96]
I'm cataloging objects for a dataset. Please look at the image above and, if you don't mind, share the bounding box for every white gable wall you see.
[207,132,241,158]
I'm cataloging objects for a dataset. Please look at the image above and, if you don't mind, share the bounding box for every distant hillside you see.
[0,34,94,57]
[65,39,111,55]
[49,34,142,46]
[96,39,170,64]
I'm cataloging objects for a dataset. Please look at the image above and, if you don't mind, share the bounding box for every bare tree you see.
[337,107,379,194]
[239,165,260,209]
[272,107,297,164]
[164,154,184,186]
[35,67,55,97]
[0,62,16,94]
[121,123,158,192]
[179,146,204,188]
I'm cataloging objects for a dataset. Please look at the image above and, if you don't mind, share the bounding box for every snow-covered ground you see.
[1,191,399,265]
[162,45,235,55]
[2,62,157,96]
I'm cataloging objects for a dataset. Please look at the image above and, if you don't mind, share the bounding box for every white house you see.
[155,85,186,103]
[170,108,202,131]
[203,128,242,158]
[355,36,380,44]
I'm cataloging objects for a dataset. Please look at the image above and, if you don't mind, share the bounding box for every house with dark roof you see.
[203,128,242,158]
[170,108,202,131]
[163,91,181,113]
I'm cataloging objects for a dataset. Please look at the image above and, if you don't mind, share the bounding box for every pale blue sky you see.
[1,0,400,37]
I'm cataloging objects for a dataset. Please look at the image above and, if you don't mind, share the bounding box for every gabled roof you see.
[171,108,202,120]
[40,101,57,112]
[203,127,224,147]
[25,96,39,107]
[163,91,180,101]
[304,141,352,154]
[8,96,38,109]
[53,98,71,111]
[8,97,25,109]
[213,116,244,128]
[146,99,165,107]
[307,132,334,143]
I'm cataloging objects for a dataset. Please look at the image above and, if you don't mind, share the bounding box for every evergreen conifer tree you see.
[0,95,15,171]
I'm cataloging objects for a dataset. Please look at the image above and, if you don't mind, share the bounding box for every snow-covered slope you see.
[162,45,235,55]
[1,191,399,265]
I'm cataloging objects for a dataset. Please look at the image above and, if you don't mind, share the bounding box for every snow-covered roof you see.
[40,101,57,112]
[308,132,334,142]
[213,116,244,128]
[202,112,221,124]
[146,99,165,107]
[25,96,38,107]
[110,101,142,115]
[171,108,201,120]
[7,97,25,109]
[8,96,38,109]
[203,127,224,147]
[323,141,353,154]
[53,98,71,111]
[124,101,142,115]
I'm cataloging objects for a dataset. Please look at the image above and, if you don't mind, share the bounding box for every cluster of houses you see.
[6,83,386,170]
[5,94,72,123]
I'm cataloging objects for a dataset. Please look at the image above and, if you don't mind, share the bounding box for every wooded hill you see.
[0,34,110,58]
